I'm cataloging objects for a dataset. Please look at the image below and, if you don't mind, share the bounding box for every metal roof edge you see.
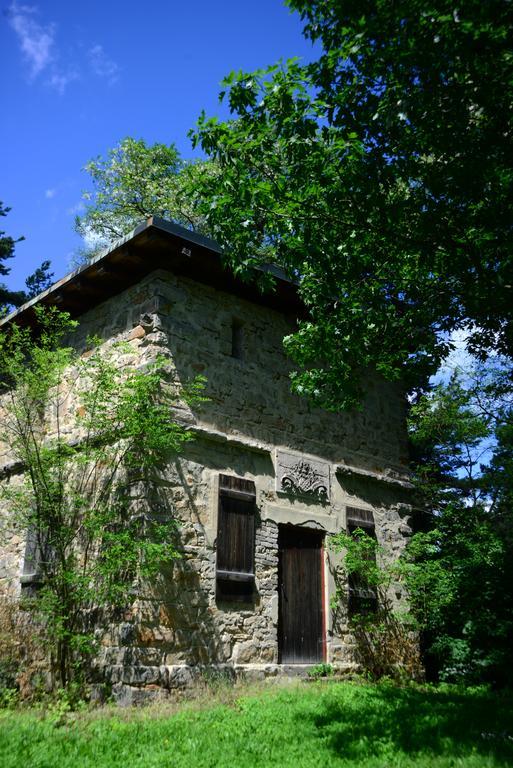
[148,216,223,255]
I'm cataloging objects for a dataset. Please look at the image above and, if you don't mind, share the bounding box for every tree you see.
[1,201,53,311]
[0,307,205,690]
[403,364,513,685]
[192,0,513,409]
[75,138,217,258]
[327,362,513,685]
[0,202,20,278]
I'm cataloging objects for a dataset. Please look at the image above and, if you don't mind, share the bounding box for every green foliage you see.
[75,138,218,257]
[0,684,18,710]
[409,364,513,503]
[307,662,333,679]
[24,260,53,300]
[0,307,205,690]
[0,651,19,709]
[331,528,384,592]
[0,202,53,310]
[405,364,513,685]
[192,1,513,409]
[1,682,512,767]
[0,202,21,279]
[327,361,513,686]
[330,530,422,682]
[402,503,513,685]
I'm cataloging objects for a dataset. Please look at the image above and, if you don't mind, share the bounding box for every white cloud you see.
[7,2,75,93]
[66,200,85,216]
[88,44,120,85]
[7,2,55,77]
[67,225,106,269]
[87,45,120,85]
[8,5,120,94]
[45,188,56,199]
[48,70,79,94]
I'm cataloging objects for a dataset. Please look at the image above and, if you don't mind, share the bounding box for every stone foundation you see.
[97,662,357,706]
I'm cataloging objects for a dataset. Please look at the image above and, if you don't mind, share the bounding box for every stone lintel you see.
[186,424,271,455]
[262,504,340,534]
[336,462,414,490]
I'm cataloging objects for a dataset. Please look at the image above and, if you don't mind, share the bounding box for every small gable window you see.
[231,319,244,360]
[216,474,255,602]
[346,507,378,615]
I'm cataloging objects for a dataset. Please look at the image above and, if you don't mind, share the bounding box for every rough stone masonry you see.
[0,218,415,704]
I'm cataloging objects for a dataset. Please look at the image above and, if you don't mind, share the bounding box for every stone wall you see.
[0,266,415,699]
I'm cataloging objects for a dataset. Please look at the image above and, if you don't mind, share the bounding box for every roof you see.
[0,216,304,329]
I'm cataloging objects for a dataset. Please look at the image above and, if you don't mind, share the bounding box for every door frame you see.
[277,524,326,664]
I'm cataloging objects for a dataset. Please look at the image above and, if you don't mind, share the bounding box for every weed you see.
[307,663,334,679]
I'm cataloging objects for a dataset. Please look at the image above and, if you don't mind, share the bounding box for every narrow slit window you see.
[216,474,255,602]
[20,525,47,590]
[346,507,378,615]
[231,319,244,360]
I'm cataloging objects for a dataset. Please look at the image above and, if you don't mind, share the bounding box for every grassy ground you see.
[0,680,512,767]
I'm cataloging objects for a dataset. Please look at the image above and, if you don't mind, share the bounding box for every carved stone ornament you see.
[276,450,330,501]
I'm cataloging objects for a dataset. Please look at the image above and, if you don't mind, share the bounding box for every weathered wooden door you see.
[278,526,324,663]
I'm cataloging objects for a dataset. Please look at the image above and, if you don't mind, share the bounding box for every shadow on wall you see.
[109,444,277,673]
[125,473,224,669]
[336,474,413,513]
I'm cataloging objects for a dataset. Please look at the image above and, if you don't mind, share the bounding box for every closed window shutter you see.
[22,525,41,577]
[346,507,378,614]
[20,525,48,590]
[216,475,256,601]
[346,506,375,529]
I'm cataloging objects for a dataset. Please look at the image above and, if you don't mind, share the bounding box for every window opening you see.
[346,507,378,615]
[20,524,48,590]
[231,319,244,360]
[216,474,255,602]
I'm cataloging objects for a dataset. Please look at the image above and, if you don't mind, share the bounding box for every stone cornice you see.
[185,424,271,455]
[0,424,414,491]
[336,462,414,490]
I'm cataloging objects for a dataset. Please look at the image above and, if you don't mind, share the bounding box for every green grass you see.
[1,681,512,767]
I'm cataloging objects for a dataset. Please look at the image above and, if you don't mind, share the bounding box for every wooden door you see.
[278,526,324,663]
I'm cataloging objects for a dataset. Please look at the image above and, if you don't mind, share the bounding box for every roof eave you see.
[0,216,303,329]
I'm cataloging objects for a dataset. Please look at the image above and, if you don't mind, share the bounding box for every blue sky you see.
[1,0,315,290]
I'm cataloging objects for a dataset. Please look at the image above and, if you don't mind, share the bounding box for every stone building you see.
[0,217,414,701]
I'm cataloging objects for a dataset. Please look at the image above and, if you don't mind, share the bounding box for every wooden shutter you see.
[346,506,375,529]
[346,507,378,614]
[216,475,256,602]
